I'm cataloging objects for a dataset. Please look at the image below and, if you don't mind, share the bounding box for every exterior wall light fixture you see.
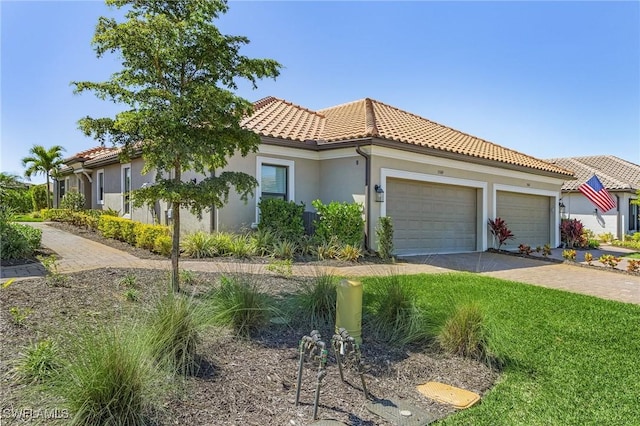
[374,184,384,202]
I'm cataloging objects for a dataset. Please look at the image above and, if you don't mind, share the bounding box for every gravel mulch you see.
[0,267,498,425]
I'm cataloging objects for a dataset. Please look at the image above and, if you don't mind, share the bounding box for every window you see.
[261,164,288,200]
[630,201,639,232]
[122,164,131,216]
[97,170,104,205]
[59,179,66,199]
[255,157,295,223]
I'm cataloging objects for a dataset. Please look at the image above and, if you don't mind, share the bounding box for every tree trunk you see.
[46,172,51,209]
[171,200,180,293]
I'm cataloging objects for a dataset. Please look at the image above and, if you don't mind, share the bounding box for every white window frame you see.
[121,163,132,218]
[255,156,295,224]
[96,169,105,205]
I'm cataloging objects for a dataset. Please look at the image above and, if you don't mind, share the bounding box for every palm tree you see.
[21,145,66,208]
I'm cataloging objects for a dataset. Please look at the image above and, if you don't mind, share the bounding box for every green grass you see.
[12,214,44,222]
[622,252,640,259]
[361,273,640,425]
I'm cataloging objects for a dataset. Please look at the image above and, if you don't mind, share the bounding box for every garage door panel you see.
[496,192,550,249]
[387,178,477,254]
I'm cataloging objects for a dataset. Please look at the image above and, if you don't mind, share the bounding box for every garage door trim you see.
[493,184,561,248]
[380,168,488,251]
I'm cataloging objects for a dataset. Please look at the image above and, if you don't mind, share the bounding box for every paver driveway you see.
[1,223,638,304]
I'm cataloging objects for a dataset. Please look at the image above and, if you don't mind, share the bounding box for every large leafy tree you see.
[21,145,65,209]
[74,0,281,292]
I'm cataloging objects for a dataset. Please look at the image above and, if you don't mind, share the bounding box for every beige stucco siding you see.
[562,192,638,240]
[368,144,564,253]
[318,155,366,206]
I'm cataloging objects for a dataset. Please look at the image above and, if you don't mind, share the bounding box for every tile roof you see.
[63,146,118,163]
[546,156,640,191]
[244,96,572,177]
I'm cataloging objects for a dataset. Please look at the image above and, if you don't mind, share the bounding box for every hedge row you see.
[43,209,171,256]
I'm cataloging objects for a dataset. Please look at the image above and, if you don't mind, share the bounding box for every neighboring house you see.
[546,156,640,240]
[56,97,573,255]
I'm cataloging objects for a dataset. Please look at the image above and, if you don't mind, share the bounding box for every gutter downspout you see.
[355,145,371,251]
[616,194,621,240]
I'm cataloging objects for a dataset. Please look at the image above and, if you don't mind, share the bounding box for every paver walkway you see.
[1,223,638,304]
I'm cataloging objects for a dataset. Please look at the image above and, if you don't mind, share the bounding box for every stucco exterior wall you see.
[561,192,638,240]
[367,144,565,252]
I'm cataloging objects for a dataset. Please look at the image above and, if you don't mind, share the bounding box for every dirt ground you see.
[1,223,498,424]
[0,265,497,425]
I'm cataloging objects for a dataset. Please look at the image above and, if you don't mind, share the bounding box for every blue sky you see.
[2,1,639,184]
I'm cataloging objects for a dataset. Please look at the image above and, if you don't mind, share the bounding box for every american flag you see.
[578,175,616,213]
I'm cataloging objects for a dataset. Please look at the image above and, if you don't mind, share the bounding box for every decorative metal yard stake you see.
[295,330,328,420]
[332,328,369,400]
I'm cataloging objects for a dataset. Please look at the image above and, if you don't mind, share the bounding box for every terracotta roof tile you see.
[241,96,325,142]
[63,146,118,163]
[546,156,640,191]
[244,97,572,177]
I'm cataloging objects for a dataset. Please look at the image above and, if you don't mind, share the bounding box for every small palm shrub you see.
[55,326,164,426]
[181,231,217,258]
[294,272,337,327]
[438,303,490,363]
[210,232,234,256]
[14,339,60,383]
[338,244,362,262]
[146,293,202,375]
[251,228,276,256]
[206,274,273,337]
[228,234,256,258]
[272,239,296,259]
[366,275,431,346]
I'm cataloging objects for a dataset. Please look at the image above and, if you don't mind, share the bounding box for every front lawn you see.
[387,274,640,425]
[622,252,640,259]
[2,270,638,424]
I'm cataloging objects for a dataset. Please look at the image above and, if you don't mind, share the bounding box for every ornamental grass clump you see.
[205,274,275,337]
[294,271,337,328]
[181,231,217,258]
[55,326,164,426]
[146,292,202,376]
[366,274,431,346]
[438,302,491,364]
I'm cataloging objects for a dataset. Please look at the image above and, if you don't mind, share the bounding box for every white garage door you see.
[496,191,550,249]
[386,178,477,255]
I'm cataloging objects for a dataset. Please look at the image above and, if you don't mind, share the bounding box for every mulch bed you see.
[0,267,498,425]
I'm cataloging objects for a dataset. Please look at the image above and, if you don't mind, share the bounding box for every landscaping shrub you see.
[438,302,490,363]
[258,198,305,242]
[30,184,49,211]
[560,218,584,248]
[562,249,577,261]
[134,223,169,250]
[210,232,234,256]
[376,216,394,260]
[206,274,274,337]
[627,259,640,273]
[181,231,217,258]
[60,191,85,211]
[365,274,431,346]
[0,207,41,260]
[488,217,514,250]
[598,254,621,268]
[55,326,164,426]
[251,228,276,256]
[97,215,133,240]
[146,292,202,375]
[312,199,364,247]
[272,239,296,259]
[13,339,60,384]
[1,186,31,213]
[153,235,172,256]
[228,234,256,258]
[294,272,337,328]
[338,244,362,262]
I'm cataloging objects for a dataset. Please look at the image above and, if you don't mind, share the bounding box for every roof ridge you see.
[367,98,570,175]
[257,96,325,118]
[364,98,379,137]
